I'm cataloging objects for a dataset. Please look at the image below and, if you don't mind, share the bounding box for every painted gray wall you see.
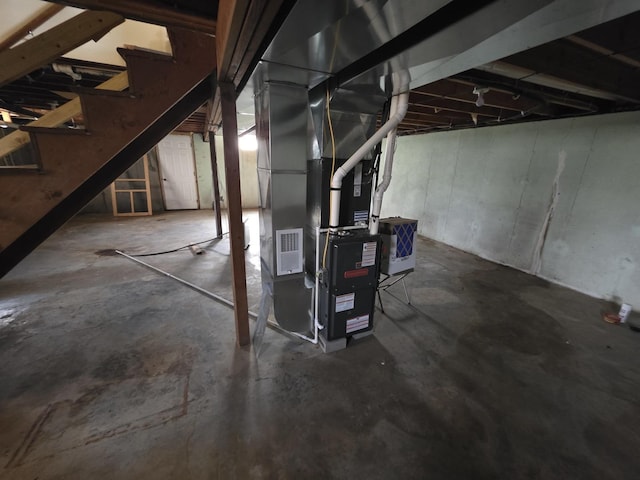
[382,111,640,306]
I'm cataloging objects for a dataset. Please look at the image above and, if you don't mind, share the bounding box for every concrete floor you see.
[1,210,639,479]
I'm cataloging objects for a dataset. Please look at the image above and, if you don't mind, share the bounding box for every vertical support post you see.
[219,81,250,347]
[208,134,224,239]
[142,154,153,215]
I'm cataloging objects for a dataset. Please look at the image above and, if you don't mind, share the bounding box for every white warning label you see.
[354,163,363,197]
[335,292,355,313]
[361,241,377,267]
[346,314,370,334]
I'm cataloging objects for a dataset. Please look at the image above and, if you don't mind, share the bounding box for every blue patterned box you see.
[379,217,418,275]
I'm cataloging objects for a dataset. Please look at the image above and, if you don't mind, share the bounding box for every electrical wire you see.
[321,86,337,269]
[124,232,229,257]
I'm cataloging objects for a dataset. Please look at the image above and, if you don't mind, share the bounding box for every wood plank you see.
[209,136,224,239]
[413,78,541,112]
[0,71,129,159]
[0,10,124,88]
[219,81,250,347]
[43,0,216,34]
[216,0,251,81]
[207,0,293,133]
[204,88,222,134]
[111,154,153,216]
[226,0,268,84]
[0,4,65,52]
[503,40,640,103]
[232,0,290,90]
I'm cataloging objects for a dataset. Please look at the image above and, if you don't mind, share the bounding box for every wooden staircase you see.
[0,27,216,278]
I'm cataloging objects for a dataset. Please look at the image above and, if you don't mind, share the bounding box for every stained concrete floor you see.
[1,210,639,479]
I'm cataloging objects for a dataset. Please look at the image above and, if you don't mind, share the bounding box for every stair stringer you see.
[0,28,216,277]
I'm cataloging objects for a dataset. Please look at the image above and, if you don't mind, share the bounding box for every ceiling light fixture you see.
[473,86,490,107]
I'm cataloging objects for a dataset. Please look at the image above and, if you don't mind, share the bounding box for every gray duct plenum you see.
[255,67,313,333]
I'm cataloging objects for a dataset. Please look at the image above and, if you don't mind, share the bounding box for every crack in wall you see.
[531,151,566,274]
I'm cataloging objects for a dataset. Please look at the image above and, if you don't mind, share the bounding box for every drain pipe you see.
[289,226,324,345]
[328,70,410,232]
[369,95,399,235]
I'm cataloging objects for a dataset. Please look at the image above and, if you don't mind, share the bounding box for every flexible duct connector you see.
[329,70,410,232]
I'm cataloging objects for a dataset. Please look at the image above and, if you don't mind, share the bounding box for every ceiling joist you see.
[0,4,65,52]
[0,71,129,158]
[502,40,640,103]
[43,0,216,34]
[0,10,124,88]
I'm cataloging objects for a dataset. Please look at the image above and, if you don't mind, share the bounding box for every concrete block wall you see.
[382,111,640,307]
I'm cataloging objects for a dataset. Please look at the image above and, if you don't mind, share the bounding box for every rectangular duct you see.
[255,64,313,333]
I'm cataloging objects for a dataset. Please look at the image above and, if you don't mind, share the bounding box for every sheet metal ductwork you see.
[255,64,312,333]
[255,62,388,335]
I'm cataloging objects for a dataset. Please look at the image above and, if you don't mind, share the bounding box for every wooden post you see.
[208,135,224,239]
[219,81,250,347]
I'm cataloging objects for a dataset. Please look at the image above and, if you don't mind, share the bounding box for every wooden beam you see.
[409,95,507,117]
[207,0,293,132]
[204,88,222,134]
[0,4,65,52]
[43,0,216,34]
[503,40,640,103]
[0,71,129,158]
[219,81,250,347]
[569,11,640,60]
[216,0,251,82]
[413,78,541,112]
[0,10,124,88]
[208,136,224,239]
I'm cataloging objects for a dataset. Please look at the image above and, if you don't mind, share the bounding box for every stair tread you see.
[0,164,39,170]
[117,46,174,62]
[73,86,135,98]
[20,126,90,135]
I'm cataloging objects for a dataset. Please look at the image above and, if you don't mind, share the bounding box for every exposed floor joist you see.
[0,3,65,52]
[0,10,123,88]
[206,0,293,133]
[43,0,216,34]
[0,72,129,159]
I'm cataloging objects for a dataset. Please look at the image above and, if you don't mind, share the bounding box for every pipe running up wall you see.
[329,70,410,232]
[370,95,399,235]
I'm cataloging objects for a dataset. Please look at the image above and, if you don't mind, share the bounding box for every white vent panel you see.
[276,228,303,276]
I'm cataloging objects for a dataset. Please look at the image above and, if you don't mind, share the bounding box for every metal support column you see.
[219,81,250,347]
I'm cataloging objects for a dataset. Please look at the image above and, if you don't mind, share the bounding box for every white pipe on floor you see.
[328,70,410,232]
